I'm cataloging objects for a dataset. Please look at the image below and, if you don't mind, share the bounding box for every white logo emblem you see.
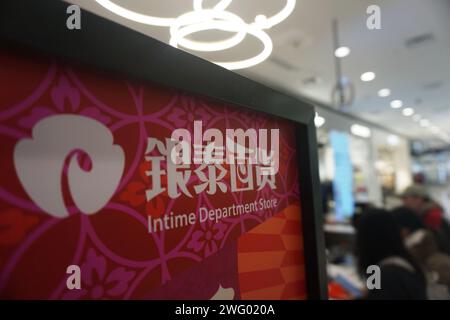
[14,115,125,218]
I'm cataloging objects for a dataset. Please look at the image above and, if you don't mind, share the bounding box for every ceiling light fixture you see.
[351,124,371,138]
[390,100,403,109]
[169,10,247,52]
[402,108,414,117]
[334,46,350,58]
[412,114,422,122]
[378,88,391,97]
[439,132,450,141]
[430,126,440,134]
[95,0,175,26]
[315,112,326,128]
[360,72,376,82]
[420,119,430,127]
[95,0,296,70]
[387,135,400,146]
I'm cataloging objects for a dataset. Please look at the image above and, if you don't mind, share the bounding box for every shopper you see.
[356,209,427,300]
[401,185,450,254]
[401,185,445,229]
[392,207,450,298]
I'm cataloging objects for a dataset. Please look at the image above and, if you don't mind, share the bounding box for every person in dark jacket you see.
[401,185,450,254]
[356,209,427,300]
[401,185,445,230]
[392,207,450,297]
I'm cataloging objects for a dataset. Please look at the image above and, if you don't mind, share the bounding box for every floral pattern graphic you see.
[0,47,302,299]
[167,95,213,130]
[120,162,168,218]
[62,249,135,300]
[187,219,228,257]
[18,75,111,128]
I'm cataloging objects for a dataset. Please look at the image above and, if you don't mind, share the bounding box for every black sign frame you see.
[0,0,328,300]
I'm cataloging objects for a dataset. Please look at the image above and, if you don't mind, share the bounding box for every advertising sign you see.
[0,0,326,300]
[329,131,355,220]
[0,47,307,299]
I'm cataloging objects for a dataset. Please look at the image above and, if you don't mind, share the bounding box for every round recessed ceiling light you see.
[387,135,400,146]
[335,46,350,58]
[420,119,430,127]
[402,108,414,116]
[430,126,440,134]
[378,88,391,97]
[361,72,376,82]
[351,124,371,138]
[412,114,422,122]
[440,132,450,141]
[390,100,403,109]
[95,0,297,70]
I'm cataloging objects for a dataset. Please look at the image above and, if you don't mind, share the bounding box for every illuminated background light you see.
[402,107,414,117]
[430,126,440,134]
[351,124,371,138]
[387,135,400,146]
[378,88,391,97]
[420,119,430,127]
[360,72,376,82]
[390,100,403,109]
[334,46,351,58]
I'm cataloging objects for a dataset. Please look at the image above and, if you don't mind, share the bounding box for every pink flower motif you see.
[51,75,80,112]
[62,249,135,300]
[119,162,168,218]
[187,219,227,257]
[19,75,111,128]
[167,95,212,129]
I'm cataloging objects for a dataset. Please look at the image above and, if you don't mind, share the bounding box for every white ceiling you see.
[67,0,450,144]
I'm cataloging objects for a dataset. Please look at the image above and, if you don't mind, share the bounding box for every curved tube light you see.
[173,24,273,70]
[95,0,296,70]
[253,0,297,29]
[193,0,233,12]
[169,9,247,52]
[215,26,272,70]
[95,0,174,26]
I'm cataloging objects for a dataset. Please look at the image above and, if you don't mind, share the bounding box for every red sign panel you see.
[0,47,306,299]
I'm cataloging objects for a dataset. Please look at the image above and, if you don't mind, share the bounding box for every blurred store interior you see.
[68,0,450,299]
